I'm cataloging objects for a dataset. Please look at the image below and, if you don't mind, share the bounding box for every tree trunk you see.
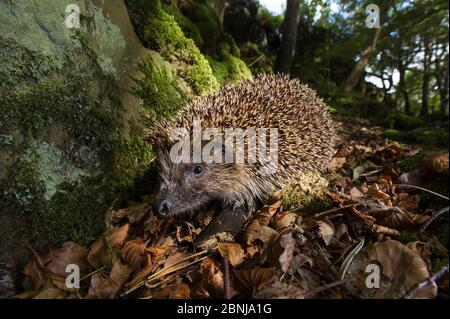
[420,37,431,118]
[274,0,300,74]
[343,28,382,93]
[436,54,449,115]
[397,58,411,114]
[342,1,388,93]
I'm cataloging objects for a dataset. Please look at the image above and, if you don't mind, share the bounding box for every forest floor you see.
[16,116,449,299]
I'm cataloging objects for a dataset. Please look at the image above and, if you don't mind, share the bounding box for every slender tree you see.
[275,0,300,74]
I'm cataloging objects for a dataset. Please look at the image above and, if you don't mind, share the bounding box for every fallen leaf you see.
[266,232,295,272]
[107,224,130,248]
[217,243,245,266]
[271,212,297,231]
[200,258,224,298]
[122,238,148,271]
[366,240,437,298]
[317,220,335,246]
[233,268,276,297]
[111,202,151,224]
[33,286,67,299]
[45,242,91,278]
[86,260,131,299]
[169,283,190,299]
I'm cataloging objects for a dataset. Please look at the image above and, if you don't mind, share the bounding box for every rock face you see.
[0,0,154,271]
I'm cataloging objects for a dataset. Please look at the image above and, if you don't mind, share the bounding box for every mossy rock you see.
[126,0,219,95]
[0,0,156,268]
[380,113,425,130]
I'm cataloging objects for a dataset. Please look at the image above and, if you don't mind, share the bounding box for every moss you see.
[381,129,406,140]
[398,153,424,172]
[222,33,241,58]
[162,4,203,49]
[0,34,154,249]
[132,58,186,123]
[380,113,425,130]
[130,0,218,95]
[181,0,222,54]
[276,171,330,214]
[207,53,252,85]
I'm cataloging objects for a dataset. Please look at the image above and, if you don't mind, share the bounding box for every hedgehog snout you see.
[153,199,172,218]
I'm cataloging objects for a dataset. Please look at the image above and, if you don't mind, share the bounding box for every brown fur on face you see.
[153,149,252,216]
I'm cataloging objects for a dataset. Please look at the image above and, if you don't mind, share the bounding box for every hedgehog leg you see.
[194,204,251,244]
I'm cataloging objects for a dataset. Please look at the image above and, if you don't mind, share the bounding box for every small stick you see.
[403,265,449,299]
[222,257,231,299]
[421,207,449,232]
[391,184,449,201]
[247,55,264,67]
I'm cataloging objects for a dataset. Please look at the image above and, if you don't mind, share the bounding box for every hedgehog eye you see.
[192,165,203,175]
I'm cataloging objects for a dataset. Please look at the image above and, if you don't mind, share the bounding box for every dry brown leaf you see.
[200,258,224,298]
[271,212,297,231]
[107,224,130,248]
[233,267,276,297]
[111,202,151,224]
[217,243,245,266]
[366,240,437,298]
[266,232,295,272]
[169,283,190,299]
[328,157,346,172]
[164,252,189,269]
[367,185,391,201]
[45,242,91,278]
[86,260,131,299]
[23,255,47,292]
[244,202,281,244]
[33,286,67,299]
[122,238,148,271]
[317,220,335,246]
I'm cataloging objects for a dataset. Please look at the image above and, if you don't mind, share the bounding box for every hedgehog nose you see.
[157,200,172,217]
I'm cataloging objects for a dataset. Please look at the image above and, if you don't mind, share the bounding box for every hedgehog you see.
[148,74,335,239]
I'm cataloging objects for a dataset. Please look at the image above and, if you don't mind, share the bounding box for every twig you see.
[391,184,449,201]
[403,265,449,299]
[308,200,377,219]
[247,55,264,67]
[122,250,210,296]
[222,257,231,299]
[421,207,449,232]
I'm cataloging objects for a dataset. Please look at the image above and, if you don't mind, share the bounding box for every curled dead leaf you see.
[317,220,335,246]
[169,283,190,299]
[45,242,91,279]
[266,232,295,272]
[233,267,276,297]
[122,238,148,271]
[111,202,151,224]
[86,260,131,299]
[217,243,245,266]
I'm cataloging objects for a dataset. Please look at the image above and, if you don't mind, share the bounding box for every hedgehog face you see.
[153,159,241,217]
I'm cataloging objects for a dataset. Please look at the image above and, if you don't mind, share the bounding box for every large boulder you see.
[0,0,155,272]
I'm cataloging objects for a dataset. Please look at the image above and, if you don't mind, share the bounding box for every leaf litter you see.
[16,117,449,299]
